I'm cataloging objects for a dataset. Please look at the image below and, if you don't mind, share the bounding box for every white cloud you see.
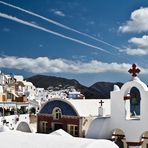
[123,35,148,56]
[0,56,142,74]
[128,35,148,48]
[119,7,148,33]
[118,6,148,55]
[54,11,65,17]
[123,48,147,56]
[51,9,65,17]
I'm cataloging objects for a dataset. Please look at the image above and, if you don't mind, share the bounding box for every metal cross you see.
[99,100,104,107]
[128,64,140,77]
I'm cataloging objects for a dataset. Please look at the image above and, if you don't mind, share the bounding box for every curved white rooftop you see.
[0,131,118,148]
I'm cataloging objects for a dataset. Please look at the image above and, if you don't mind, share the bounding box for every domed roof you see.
[16,121,32,133]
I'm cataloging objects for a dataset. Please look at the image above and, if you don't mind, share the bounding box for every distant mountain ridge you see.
[26,75,123,99]
[26,74,87,90]
[86,82,123,99]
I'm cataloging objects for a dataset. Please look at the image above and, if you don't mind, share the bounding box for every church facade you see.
[37,99,80,136]
[37,99,110,137]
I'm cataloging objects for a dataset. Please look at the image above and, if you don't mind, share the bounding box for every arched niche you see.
[124,86,141,120]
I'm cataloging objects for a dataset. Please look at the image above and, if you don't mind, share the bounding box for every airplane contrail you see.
[0,12,111,53]
[0,0,121,51]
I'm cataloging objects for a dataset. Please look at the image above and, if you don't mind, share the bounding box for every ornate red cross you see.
[128,64,140,77]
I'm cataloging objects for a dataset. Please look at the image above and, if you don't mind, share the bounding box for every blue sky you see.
[1,0,148,86]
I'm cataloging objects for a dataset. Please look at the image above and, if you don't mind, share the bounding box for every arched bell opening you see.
[124,87,141,120]
[111,128,128,148]
[130,87,141,118]
[141,131,148,148]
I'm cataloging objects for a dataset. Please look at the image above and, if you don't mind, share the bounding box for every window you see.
[68,124,78,137]
[52,108,62,120]
[40,121,48,133]
[7,92,14,100]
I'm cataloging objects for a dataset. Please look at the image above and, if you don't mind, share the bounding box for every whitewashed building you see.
[86,64,148,148]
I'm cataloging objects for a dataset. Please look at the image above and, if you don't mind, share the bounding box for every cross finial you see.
[99,100,104,107]
[128,64,140,77]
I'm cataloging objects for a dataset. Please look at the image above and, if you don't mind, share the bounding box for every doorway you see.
[53,123,64,131]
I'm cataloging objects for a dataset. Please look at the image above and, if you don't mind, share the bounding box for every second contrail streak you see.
[0,12,110,53]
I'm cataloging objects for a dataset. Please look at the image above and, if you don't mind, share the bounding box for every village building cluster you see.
[0,71,85,129]
[1,64,148,148]
[0,71,49,129]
